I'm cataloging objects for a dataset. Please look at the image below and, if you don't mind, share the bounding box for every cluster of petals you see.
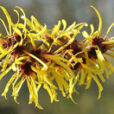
[0,6,113,109]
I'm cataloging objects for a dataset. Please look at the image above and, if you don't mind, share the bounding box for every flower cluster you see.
[0,6,113,109]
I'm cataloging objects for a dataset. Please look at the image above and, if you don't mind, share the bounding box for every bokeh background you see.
[0,0,114,114]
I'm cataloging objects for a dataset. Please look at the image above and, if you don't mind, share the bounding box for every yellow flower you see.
[73,6,114,98]
[55,6,114,100]
[61,47,104,99]
[0,56,44,109]
[47,19,88,54]
[82,6,114,77]
[82,6,114,50]
[0,6,113,109]
[0,6,82,108]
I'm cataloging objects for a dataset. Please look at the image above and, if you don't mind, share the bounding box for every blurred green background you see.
[0,0,114,114]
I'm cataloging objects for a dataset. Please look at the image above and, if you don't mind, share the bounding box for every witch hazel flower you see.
[0,6,113,109]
